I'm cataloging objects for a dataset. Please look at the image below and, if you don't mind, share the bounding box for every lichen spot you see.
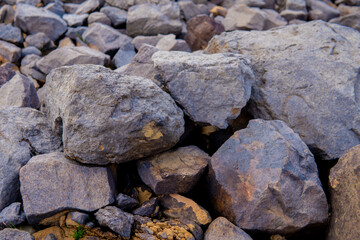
[99,145,104,151]
[143,121,163,140]
[232,108,240,115]
[331,178,338,189]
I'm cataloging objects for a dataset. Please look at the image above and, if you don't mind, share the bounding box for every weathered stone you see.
[36,46,110,75]
[204,217,253,240]
[63,13,88,27]
[132,197,159,217]
[82,23,132,55]
[88,12,111,26]
[0,40,21,63]
[280,9,307,20]
[0,228,34,240]
[44,64,184,165]
[20,152,116,224]
[208,119,328,234]
[308,0,340,21]
[205,21,360,160]
[65,26,87,40]
[15,4,67,41]
[0,65,16,87]
[112,42,136,68]
[21,54,46,82]
[262,9,287,30]
[95,206,134,239]
[126,3,182,37]
[0,73,40,109]
[132,35,163,50]
[161,194,212,226]
[179,1,209,21]
[21,47,42,57]
[330,12,360,31]
[185,15,224,51]
[44,0,65,16]
[66,211,89,226]
[0,24,23,44]
[138,146,209,194]
[16,0,41,6]
[100,6,127,27]
[279,0,306,11]
[0,5,15,24]
[0,107,62,211]
[75,0,100,14]
[328,145,360,239]
[24,32,55,51]
[155,34,191,52]
[223,4,267,31]
[337,4,360,16]
[0,202,26,229]
[116,193,139,211]
[152,51,254,128]
[105,0,171,10]
[58,37,75,48]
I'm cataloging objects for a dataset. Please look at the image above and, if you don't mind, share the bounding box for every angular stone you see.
[24,32,55,51]
[308,0,340,21]
[44,1,65,17]
[155,34,191,52]
[185,15,225,51]
[21,47,42,57]
[0,65,16,87]
[223,4,267,31]
[105,0,171,10]
[0,24,23,44]
[0,107,62,211]
[205,21,360,160]
[15,4,67,41]
[65,26,87,40]
[88,12,111,26]
[0,73,40,109]
[330,12,360,31]
[262,9,287,30]
[132,35,163,50]
[138,146,209,194]
[337,4,360,16]
[204,217,253,240]
[0,5,15,25]
[112,42,136,68]
[75,0,100,14]
[62,13,88,27]
[132,197,159,217]
[0,228,34,240]
[36,46,110,75]
[44,64,184,165]
[66,211,89,226]
[280,9,307,20]
[95,206,134,239]
[151,51,254,128]
[82,23,132,55]
[21,54,46,82]
[100,6,127,27]
[0,202,26,229]
[279,0,306,11]
[0,40,21,63]
[16,0,41,6]
[59,37,75,48]
[116,193,139,211]
[126,3,182,37]
[20,152,116,224]
[208,119,328,234]
[161,194,212,226]
[63,3,80,14]
[179,1,209,21]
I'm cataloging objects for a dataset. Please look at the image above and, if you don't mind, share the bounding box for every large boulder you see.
[15,4,67,41]
[328,145,360,239]
[44,64,184,165]
[20,152,116,224]
[207,119,328,235]
[0,107,62,211]
[205,21,360,160]
[152,51,255,129]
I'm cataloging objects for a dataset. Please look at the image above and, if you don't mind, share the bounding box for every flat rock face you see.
[0,228,34,240]
[328,145,360,240]
[137,146,209,194]
[205,21,360,160]
[0,24,23,44]
[44,64,184,165]
[36,46,110,75]
[152,51,255,129]
[0,107,62,212]
[15,4,67,41]
[20,152,116,224]
[208,119,328,235]
[0,40,21,63]
[204,217,253,240]
[126,3,182,37]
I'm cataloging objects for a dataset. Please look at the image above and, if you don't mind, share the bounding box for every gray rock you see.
[0,73,40,109]
[44,234,57,240]
[44,0,65,16]
[88,12,111,26]
[223,4,267,31]
[20,152,116,224]
[151,51,254,128]
[44,64,184,165]
[335,0,360,6]
[337,4,360,16]
[0,107,62,211]
[82,23,133,55]
[63,13,88,26]
[24,32,55,51]
[61,0,88,3]
[65,26,87,39]
[0,24,23,44]
[0,5,15,24]
[112,42,136,68]
[132,197,159,217]
[132,35,163,50]
[105,0,171,10]
[100,6,127,27]
[232,0,272,8]
[75,0,100,14]
[207,119,329,234]
[0,203,26,229]
[280,9,307,20]
[116,193,139,211]
[126,3,182,37]
[67,211,89,225]
[262,9,287,30]
[16,0,41,6]
[308,0,340,21]
[0,40,21,63]
[179,1,209,21]
[95,206,134,238]
[155,34,191,52]
[330,12,360,31]
[20,54,46,82]
[15,4,67,41]
[138,146,209,194]
[0,65,16,87]
[0,228,34,240]
[63,3,80,14]
[205,21,360,160]
[279,0,306,11]
[204,217,253,240]
[21,47,42,57]
[36,46,110,75]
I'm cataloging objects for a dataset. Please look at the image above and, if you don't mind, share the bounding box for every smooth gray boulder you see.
[36,46,110,75]
[44,64,184,165]
[24,32,55,51]
[0,203,26,229]
[15,4,67,41]
[126,3,182,37]
[0,40,21,63]
[88,12,111,26]
[100,6,127,27]
[205,21,360,160]
[207,119,329,235]
[0,24,23,44]
[0,107,62,211]
[20,152,116,224]
[152,51,255,129]
[0,228,34,240]
[0,73,40,109]
[21,47,42,57]
[204,217,253,240]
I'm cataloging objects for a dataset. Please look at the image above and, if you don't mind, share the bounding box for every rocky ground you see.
[0,0,360,239]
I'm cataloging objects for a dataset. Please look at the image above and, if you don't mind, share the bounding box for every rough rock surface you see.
[100,6,128,27]
[44,64,184,165]
[138,146,209,194]
[116,193,139,211]
[152,51,255,129]
[132,197,159,217]
[328,145,360,240]
[0,40,21,63]
[24,32,55,51]
[0,202,26,229]
[205,21,360,160]
[330,12,360,31]
[208,119,328,235]
[204,217,253,240]
[0,228,34,240]
[20,54,45,82]
[0,24,23,44]
[0,65,16,87]
[20,152,116,224]
[0,107,62,211]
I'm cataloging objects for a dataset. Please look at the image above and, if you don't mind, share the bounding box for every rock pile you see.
[0,0,360,239]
